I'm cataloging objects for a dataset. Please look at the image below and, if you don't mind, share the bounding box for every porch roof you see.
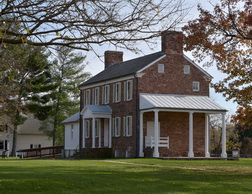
[140,93,227,113]
[81,105,112,118]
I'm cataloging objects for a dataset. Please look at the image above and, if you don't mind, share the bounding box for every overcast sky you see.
[82,0,238,115]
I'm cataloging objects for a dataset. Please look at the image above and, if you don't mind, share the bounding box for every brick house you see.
[64,31,228,158]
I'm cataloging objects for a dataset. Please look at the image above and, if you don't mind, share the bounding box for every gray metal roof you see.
[79,51,166,87]
[85,105,112,113]
[62,112,80,124]
[140,93,227,113]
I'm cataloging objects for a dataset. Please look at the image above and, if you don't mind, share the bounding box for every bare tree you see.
[0,0,188,51]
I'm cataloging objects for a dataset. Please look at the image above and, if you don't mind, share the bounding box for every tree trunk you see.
[11,125,17,156]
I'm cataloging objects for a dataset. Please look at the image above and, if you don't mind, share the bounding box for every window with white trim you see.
[95,119,100,138]
[184,65,190,74]
[113,82,121,102]
[103,85,110,104]
[71,124,74,139]
[94,87,100,105]
[84,120,90,138]
[113,117,121,137]
[158,64,164,73]
[124,80,133,101]
[85,89,91,105]
[192,81,200,91]
[124,116,132,137]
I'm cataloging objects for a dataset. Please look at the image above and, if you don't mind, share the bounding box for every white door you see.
[104,119,109,147]
[147,121,160,137]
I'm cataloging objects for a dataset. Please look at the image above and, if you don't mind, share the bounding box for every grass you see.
[0,158,251,193]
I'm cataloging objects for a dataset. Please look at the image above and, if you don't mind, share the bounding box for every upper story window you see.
[85,89,91,105]
[124,116,132,137]
[124,80,133,101]
[93,87,100,105]
[158,64,164,73]
[184,65,190,74]
[103,85,110,104]
[71,124,74,139]
[84,120,90,138]
[192,81,200,92]
[113,117,121,137]
[113,82,121,103]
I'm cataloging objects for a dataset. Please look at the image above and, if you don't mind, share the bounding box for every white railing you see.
[145,136,169,149]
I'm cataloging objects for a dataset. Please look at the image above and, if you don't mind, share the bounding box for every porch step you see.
[74,148,113,159]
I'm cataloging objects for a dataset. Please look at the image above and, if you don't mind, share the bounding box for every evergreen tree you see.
[42,46,90,146]
[0,44,56,155]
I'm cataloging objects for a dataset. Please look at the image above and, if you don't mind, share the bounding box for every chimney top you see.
[104,51,123,69]
[161,31,183,55]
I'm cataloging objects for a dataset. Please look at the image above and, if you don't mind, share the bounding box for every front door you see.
[104,119,109,147]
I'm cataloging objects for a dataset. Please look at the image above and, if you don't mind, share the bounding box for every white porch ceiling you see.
[140,93,227,113]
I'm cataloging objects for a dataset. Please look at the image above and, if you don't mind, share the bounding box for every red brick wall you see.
[138,54,210,96]
[143,111,206,157]
[80,78,139,158]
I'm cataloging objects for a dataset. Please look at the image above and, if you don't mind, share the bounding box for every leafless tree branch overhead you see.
[0,0,188,50]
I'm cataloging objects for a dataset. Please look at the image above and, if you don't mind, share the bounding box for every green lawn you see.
[0,158,251,193]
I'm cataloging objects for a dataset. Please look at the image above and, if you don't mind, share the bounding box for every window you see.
[95,119,100,138]
[84,120,90,138]
[113,117,121,137]
[158,64,164,73]
[113,83,121,102]
[124,80,133,101]
[103,85,110,104]
[123,116,132,137]
[192,81,200,91]
[93,87,100,105]
[85,89,91,105]
[0,141,3,149]
[184,65,190,74]
[71,124,74,139]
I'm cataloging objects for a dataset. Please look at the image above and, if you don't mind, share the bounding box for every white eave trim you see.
[184,55,213,79]
[136,54,166,74]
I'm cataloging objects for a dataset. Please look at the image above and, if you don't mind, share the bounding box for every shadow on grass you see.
[0,160,251,193]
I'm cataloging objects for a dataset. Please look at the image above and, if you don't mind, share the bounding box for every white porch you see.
[80,105,112,149]
[139,93,228,158]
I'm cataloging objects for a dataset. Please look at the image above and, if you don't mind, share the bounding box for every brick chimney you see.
[161,31,183,55]
[104,51,123,69]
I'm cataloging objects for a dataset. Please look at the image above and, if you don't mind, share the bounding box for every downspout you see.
[134,73,140,157]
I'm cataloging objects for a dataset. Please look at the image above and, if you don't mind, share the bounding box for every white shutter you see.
[102,86,104,104]
[129,80,133,100]
[129,116,132,136]
[112,118,115,137]
[113,84,115,103]
[124,81,127,101]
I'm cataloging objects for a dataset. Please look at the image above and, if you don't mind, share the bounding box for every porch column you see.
[139,111,144,157]
[109,117,112,148]
[92,118,96,148]
[99,120,101,148]
[221,113,227,158]
[153,110,159,158]
[205,114,210,157]
[83,118,86,148]
[188,112,194,158]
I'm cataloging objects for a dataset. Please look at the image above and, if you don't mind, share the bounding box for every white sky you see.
[82,0,238,115]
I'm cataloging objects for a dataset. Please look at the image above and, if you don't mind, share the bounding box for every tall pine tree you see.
[44,47,90,146]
